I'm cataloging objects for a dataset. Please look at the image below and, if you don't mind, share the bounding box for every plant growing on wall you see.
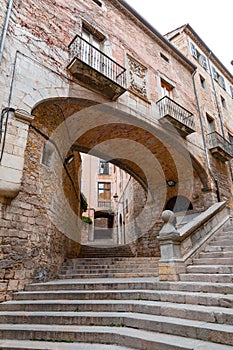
[80,192,88,212]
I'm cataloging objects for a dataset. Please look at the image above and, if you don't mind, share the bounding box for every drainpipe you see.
[0,0,14,65]
[192,69,221,202]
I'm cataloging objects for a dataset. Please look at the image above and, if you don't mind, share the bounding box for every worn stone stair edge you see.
[0,325,233,350]
[0,340,134,350]
[2,300,233,324]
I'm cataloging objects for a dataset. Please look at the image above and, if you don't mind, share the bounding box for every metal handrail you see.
[98,200,112,209]
[69,34,126,87]
[156,96,195,129]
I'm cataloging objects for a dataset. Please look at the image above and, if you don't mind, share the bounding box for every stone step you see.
[179,273,233,283]
[204,246,233,253]
[209,240,233,246]
[58,272,158,279]
[192,257,233,265]
[215,233,233,239]
[0,323,233,349]
[187,265,233,274]
[60,266,159,273]
[12,289,233,307]
[61,263,159,270]
[0,341,133,350]
[0,311,233,345]
[1,299,233,325]
[24,279,233,294]
[25,278,157,292]
[65,257,159,264]
[199,251,233,259]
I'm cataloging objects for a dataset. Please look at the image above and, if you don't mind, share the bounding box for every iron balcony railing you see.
[157,96,195,130]
[98,201,112,209]
[69,34,127,88]
[208,131,233,157]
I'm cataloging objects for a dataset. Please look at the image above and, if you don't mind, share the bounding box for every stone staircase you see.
[1,226,233,349]
[180,224,233,283]
[78,244,134,258]
[59,257,160,279]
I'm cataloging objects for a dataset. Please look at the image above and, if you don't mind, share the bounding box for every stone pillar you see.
[158,210,186,281]
[0,110,34,198]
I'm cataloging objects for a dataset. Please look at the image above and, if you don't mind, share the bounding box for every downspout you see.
[0,0,14,65]
[207,52,233,179]
[192,69,221,202]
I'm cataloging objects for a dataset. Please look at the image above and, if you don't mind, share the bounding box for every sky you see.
[125,0,233,74]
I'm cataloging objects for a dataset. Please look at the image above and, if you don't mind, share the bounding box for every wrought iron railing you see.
[98,201,112,209]
[69,34,126,88]
[208,131,233,157]
[156,96,195,130]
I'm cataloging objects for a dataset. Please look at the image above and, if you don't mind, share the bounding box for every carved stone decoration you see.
[127,55,147,99]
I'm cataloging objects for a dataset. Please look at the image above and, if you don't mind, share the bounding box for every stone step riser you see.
[12,291,233,308]
[60,267,159,273]
[24,281,233,294]
[0,327,216,350]
[209,241,233,246]
[58,273,158,279]
[187,266,233,274]
[0,318,232,346]
[199,252,233,259]
[1,302,233,325]
[0,341,133,350]
[180,274,233,283]
[204,246,233,253]
[61,264,159,270]
[192,258,233,265]
[25,282,155,292]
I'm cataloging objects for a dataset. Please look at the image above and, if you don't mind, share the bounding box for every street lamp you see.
[113,193,125,244]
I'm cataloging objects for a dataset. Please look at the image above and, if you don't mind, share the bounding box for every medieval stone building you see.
[0,0,233,305]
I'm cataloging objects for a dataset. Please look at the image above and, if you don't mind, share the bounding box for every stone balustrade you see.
[158,201,230,281]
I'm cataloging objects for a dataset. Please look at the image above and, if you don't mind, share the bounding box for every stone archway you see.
[28,97,210,255]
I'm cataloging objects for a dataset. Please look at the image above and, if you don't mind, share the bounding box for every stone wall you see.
[0,107,82,301]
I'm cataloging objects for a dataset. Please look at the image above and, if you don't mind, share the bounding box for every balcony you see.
[98,201,112,209]
[67,35,127,100]
[208,131,233,162]
[156,96,195,137]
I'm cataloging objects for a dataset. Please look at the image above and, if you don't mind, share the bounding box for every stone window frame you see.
[157,73,176,100]
[41,142,55,169]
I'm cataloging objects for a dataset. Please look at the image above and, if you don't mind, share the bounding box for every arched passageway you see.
[28,97,211,258]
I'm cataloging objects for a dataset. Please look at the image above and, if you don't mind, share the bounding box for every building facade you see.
[0,0,233,300]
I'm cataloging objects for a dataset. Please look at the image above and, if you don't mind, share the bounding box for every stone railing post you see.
[158,210,186,281]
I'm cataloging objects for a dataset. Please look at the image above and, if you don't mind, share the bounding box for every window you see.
[190,42,208,70]
[99,160,109,175]
[230,85,233,98]
[81,25,104,71]
[41,142,54,168]
[160,52,169,63]
[161,79,173,98]
[221,95,227,109]
[91,0,102,7]
[206,114,215,133]
[228,133,233,145]
[125,199,129,214]
[212,66,226,90]
[98,182,111,201]
[200,75,206,89]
